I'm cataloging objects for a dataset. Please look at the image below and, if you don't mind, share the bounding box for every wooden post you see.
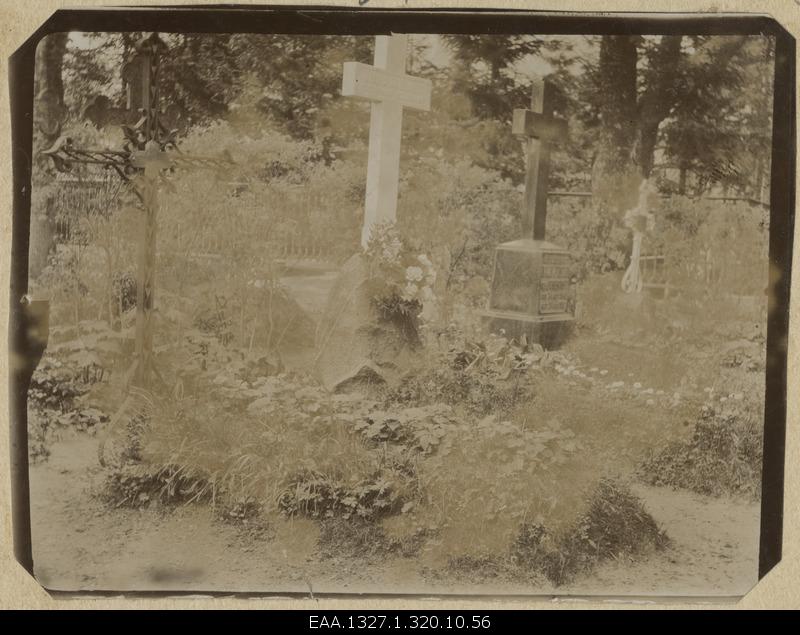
[133,175,159,388]
[130,36,164,389]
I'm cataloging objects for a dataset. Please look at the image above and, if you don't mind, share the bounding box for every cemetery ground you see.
[26,263,765,596]
[23,30,772,597]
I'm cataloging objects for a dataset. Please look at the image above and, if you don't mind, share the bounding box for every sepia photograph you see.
[9,8,792,599]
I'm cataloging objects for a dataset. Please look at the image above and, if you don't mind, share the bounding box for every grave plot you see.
[24,29,773,597]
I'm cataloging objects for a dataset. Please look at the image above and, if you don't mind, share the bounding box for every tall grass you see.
[137,377,385,512]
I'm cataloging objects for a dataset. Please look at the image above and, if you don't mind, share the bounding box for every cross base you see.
[481,307,575,324]
[481,312,574,349]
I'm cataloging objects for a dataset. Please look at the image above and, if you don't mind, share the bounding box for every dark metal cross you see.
[512,79,568,241]
[42,33,235,390]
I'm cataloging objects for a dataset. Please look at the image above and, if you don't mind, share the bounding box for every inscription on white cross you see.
[342,34,432,247]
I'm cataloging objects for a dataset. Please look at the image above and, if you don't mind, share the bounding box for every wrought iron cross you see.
[512,79,568,241]
[42,33,235,389]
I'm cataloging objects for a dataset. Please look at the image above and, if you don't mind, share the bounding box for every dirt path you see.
[579,484,759,600]
[29,434,759,600]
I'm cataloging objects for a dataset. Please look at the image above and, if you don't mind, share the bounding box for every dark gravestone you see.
[484,239,575,343]
[483,79,574,346]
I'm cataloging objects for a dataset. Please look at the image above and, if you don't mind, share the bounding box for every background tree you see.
[660,36,774,197]
[579,34,773,211]
[34,32,69,142]
[229,34,373,140]
[441,35,553,120]
[61,32,372,141]
[440,35,566,181]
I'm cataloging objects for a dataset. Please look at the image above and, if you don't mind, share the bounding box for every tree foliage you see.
[51,31,774,201]
[578,34,773,209]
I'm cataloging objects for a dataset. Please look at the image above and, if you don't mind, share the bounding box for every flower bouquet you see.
[363,221,437,344]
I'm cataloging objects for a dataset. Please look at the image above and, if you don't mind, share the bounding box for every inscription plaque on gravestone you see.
[487,240,574,323]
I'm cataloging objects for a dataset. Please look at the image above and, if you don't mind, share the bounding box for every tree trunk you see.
[679,164,688,195]
[634,36,683,178]
[592,35,685,214]
[30,33,69,280]
[34,32,69,142]
[591,35,641,215]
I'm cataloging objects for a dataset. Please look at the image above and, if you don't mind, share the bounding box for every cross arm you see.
[129,142,237,185]
[342,62,432,112]
[512,110,568,144]
[41,135,131,173]
[164,148,236,172]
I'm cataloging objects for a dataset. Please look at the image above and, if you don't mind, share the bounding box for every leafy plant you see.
[278,470,404,521]
[385,332,573,417]
[27,351,112,462]
[353,403,457,455]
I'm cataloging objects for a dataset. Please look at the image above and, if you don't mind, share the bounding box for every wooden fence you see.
[47,179,770,272]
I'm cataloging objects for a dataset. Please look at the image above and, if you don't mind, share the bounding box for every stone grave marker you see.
[483,78,575,346]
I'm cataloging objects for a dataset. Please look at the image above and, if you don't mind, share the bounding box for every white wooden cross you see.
[342,34,432,247]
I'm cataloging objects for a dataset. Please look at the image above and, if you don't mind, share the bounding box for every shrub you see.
[102,463,213,509]
[638,403,763,498]
[387,365,533,418]
[415,414,584,557]
[511,479,669,586]
[383,332,571,417]
[649,198,768,298]
[576,269,767,351]
[548,197,630,278]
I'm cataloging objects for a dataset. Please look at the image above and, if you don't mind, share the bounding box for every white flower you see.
[402,283,419,301]
[417,254,433,268]
[405,266,424,282]
[421,286,435,302]
[382,244,401,264]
